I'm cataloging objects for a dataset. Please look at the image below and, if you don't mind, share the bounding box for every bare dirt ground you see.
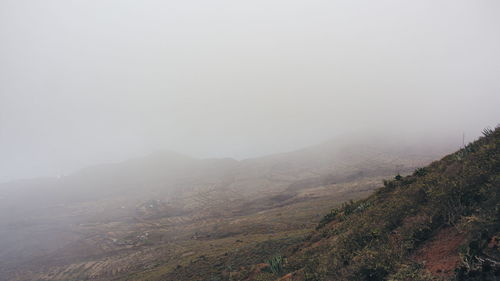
[413,227,466,277]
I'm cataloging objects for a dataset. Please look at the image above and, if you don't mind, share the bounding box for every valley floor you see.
[6,177,382,281]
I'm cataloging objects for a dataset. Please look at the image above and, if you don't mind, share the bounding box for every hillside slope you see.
[250,127,500,281]
[0,135,452,281]
[89,129,497,281]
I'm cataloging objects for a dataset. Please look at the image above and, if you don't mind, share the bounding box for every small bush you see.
[266,255,284,276]
[413,167,428,177]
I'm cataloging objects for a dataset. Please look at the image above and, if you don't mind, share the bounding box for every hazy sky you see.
[1,0,499,182]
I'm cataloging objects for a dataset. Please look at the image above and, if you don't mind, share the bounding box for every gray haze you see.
[1,0,499,182]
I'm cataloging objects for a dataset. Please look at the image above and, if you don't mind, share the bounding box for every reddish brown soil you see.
[276,269,305,281]
[277,273,294,281]
[413,227,466,276]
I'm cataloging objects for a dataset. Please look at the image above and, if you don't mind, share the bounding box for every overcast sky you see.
[1,0,499,182]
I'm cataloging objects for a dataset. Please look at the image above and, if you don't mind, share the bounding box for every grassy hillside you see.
[251,127,499,281]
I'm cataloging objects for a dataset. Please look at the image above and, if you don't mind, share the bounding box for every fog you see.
[1,0,499,182]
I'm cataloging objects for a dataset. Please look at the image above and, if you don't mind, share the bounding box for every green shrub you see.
[413,167,428,177]
[266,255,284,276]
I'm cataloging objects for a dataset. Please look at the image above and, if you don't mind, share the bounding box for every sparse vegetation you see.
[266,255,284,276]
[280,126,500,281]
